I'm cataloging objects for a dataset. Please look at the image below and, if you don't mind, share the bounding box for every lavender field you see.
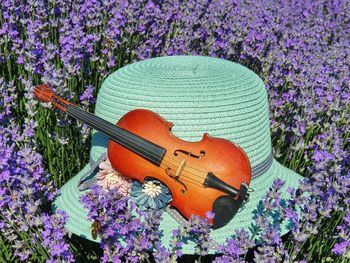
[0,0,349,262]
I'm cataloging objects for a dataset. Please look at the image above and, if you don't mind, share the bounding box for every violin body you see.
[109,109,251,227]
[33,84,252,228]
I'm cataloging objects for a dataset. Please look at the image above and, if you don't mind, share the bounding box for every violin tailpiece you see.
[203,172,240,197]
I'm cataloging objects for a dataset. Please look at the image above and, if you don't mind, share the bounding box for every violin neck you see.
[66,105,166,166]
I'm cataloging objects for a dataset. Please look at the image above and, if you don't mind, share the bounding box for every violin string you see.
[105,123,211,178]
[117,131,212,180]
[69,104,210,182]
[162,152,212,174]
[159,160,205,186]
[58,100,214,184]
[69,106,209,186]
[42,89,199,177]
[159,163,205,188]
[39,90,229,190]
[111,133,208,183]
[68,103,211,182]
[162,155,206,181]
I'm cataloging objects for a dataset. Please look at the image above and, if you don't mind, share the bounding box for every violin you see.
[34,84,251,229]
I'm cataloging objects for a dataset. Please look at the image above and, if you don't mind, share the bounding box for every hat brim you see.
[52,158,303,254]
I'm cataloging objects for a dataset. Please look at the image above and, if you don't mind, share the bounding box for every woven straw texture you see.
[52,55,303,254]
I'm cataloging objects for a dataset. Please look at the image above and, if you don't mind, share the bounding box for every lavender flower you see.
[80,184,163,262]
[40,210,74,262]
[214,229,253,263]
[79,85,96,106]
[332,210,350,258]
[1,0,350,261]
[154,211,214,262]
[0,78,73,262]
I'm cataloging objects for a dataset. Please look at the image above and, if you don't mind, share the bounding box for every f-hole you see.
[174,149,206,159]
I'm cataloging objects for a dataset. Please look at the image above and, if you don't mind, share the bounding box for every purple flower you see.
[79,85,96,105]
[332,242,349,256]
[214,229,253,262]
[1,0,350,261]
[332,210,350,257]
[0,78,72,261]
[80,185,163,262]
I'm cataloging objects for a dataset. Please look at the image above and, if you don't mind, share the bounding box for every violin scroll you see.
[34,84,54,102]
[34,84,73,112]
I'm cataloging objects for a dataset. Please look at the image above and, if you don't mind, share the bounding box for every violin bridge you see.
[164,160,188,193]
[175,159,187,178]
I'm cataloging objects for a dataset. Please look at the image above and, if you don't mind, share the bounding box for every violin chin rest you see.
[212,183,249,229]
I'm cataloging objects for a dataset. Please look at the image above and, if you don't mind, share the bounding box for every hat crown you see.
[91,56,271,168]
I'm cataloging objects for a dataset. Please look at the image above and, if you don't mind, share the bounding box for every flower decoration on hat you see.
[96,158,131,195]
[130,179,172,210]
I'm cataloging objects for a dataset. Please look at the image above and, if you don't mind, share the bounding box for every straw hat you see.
[52,55,303,254]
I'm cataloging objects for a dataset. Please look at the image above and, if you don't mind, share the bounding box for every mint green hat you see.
[52,55,303,254]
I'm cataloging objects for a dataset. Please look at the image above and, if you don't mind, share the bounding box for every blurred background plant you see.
[0,0,349,262]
